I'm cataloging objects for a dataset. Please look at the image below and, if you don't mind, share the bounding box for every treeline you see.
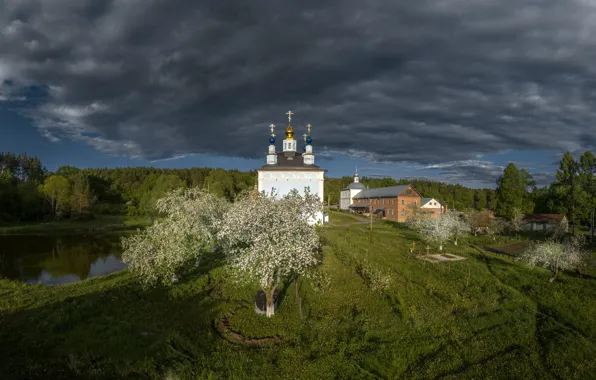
[325,177,496,211]
[0,154,256,223]
[3,150,595,229]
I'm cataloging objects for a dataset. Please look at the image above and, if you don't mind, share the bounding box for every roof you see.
[353,185,413,199]
[421,197,433,205]
[343,182,367,190]
[258,152,326,172]
[524,214,567,223]
[349,204,369,209]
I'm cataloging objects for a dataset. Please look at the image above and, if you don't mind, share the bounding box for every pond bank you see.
[0,215,150,235]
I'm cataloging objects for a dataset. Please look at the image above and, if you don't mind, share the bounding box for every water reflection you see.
[0,234,127,285]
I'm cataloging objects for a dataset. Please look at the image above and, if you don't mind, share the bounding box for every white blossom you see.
[509,207,524,235]
[410,213,459,251]
[121,188,228,287]
[519,235,590,282]
[217,189,322,317]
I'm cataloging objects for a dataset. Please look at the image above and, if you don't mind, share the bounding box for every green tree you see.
[579,151,596,242]
[555,152,579,235]
[71,172,96,215]
[40,175,71,219]
[495,163,534,219]
[137,174,187,219]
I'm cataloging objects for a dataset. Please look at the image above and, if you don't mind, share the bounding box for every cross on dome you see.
[286,110,294,122]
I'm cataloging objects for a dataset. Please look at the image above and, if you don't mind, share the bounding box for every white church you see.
[257,111,326,224]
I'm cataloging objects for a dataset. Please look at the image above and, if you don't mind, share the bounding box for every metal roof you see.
[353,185,412,199]
[342,182,367,190]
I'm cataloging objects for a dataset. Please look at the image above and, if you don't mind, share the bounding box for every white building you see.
[257,111,326,224]
[339,171,366,210]
[421,197,444,216]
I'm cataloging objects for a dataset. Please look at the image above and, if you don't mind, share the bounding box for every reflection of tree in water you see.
[0,234,123,283]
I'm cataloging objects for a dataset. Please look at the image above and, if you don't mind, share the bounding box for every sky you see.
[1,1,595,188]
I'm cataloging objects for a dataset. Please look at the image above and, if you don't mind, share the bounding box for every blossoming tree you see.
[519,235,590,282]
[122,188,228,286]
[217,189,322,317]
[410,213,459,251]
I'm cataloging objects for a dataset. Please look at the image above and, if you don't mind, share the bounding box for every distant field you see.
[0,215,595,378]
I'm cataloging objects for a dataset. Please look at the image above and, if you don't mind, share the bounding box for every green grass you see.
[1,219,596,378]
[0,215,150,235]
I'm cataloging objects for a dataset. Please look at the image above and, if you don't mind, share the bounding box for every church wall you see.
[257,170,325,223]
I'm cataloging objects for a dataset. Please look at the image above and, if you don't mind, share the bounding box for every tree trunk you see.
[265,288,275,317]
[550,258,560,283]
[439,243,443,251]
[454,236,458,246]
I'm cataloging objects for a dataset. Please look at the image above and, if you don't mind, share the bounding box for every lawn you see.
[0,215,150,235]
[1,217,595,379]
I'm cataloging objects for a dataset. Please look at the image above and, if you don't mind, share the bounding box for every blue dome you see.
[306,135,312,144]
[269,136,275,144]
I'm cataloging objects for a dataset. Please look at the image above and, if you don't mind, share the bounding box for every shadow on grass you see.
[0,252,233,379]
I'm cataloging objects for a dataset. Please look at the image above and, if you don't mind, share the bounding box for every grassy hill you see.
[1,212,595,378]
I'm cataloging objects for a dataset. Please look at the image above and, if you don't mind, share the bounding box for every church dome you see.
[269,135,275,144]
[285,125,294,139]
[306,135,312,144]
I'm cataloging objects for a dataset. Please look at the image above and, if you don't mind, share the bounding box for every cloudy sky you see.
[1,0,595,188]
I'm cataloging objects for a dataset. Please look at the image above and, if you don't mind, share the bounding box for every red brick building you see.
[349,184,423,222]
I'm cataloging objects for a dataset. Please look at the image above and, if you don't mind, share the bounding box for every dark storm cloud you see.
[2,0,596,184]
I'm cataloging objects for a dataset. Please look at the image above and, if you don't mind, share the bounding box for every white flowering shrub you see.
[357,259,392,294]
[509,207,524,235]
[217,189,323,317]
[444,210,466,245]
[411,214,459,251]
[122,188,228,287]
[487,218,507,241]
[519,235,590,282]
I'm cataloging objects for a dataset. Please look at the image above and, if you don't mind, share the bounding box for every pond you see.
[0,234,127,285]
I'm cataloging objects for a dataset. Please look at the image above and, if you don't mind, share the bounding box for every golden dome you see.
[285,125,294,139]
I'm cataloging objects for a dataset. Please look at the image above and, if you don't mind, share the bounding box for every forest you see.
[1,151,595,228]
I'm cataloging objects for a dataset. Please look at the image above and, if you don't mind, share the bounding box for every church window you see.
[391,210,395,215]
[402,200,405,205]
[401,209,405,216]
[414,200,417,206]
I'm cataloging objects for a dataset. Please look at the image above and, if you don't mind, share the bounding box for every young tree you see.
[413,214,458,251]
[122,188,228,287]
[217,190,323,317]
[519,235,589,282]
[487,218,507,241]
[555,152,579,235]
[444,210,465,245]
[39,175,71,219]
[509,207,524,237]
[71,172,96,215]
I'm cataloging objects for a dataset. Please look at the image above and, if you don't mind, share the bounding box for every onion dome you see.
[306,135,312,144]
[285,125,294,139]
[269,135,275,144]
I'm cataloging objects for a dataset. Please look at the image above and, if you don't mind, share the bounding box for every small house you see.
[523,214,568,233]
